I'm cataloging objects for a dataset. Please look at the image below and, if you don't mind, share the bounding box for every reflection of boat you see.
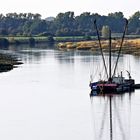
[90,93,130,140]
[90,19,137,94]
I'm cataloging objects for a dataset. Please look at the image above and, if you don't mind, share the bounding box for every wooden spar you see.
[109,29,112,82]
[94,20,108,79]
[112,19,128,77]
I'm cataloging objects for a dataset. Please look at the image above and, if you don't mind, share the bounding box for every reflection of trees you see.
[4,43,56,63]
[54,51,75,64]
[54,50,100,65]
[3,43,101,65]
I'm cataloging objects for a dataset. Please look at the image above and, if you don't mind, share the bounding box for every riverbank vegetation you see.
[57,39,140,55]
[0,11,139,46]
[0,11,140,37]
[0,11,139,55]
[0,34,140,46]
[0,53,22,72]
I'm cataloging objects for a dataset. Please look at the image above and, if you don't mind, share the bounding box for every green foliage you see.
[0,29,8,36]
[83,35,92,41]
[47,36,54,42]
[38,32,53,36]
[0,38,9,46]
[29,37,35,46]
[128,11,140,34]
[0,11,139,37]
[135,28,140,35]
[101,26,110,38]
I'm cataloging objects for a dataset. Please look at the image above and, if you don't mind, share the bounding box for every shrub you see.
[47,36,54,42]
[29,37,35,46]
[101,25,110,38]
[0,38,9,47]
[83,35,92,41]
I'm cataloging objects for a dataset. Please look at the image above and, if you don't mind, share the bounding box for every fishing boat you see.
[90,19,136,94]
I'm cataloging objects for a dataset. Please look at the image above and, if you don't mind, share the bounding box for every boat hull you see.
[90,80,135,94]
[90,83,117,93]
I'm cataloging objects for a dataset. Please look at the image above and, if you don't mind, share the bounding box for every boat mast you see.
[109,29,112,82]
[112,19,128,77]
[94,20,109,79]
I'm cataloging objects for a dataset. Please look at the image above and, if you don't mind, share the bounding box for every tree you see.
[128,11,140,33]
[47,35,54,42]
[107,12,125,32]
[29,37,35,46]
[0,11,138,36]
[108,12,124,19]
[101,25,110,38]
[55,11,75,36]
[0,29,8,35]
[135,28,140,35]
[33,13,41,20]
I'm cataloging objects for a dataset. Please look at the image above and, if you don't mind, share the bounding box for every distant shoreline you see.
[0,35,140,46]
[57,38,140,55]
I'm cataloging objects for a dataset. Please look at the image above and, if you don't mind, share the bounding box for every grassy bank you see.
[0,35,140,46]
[5,36,88,44]
[57,38,140,55]
[0,36,53,46]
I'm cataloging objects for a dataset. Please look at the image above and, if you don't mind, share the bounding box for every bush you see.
[38,32,54,36]
[83,35,92,41]
[0,38,9,47]
[47,36,54,42]
[135,28,140,35]
[29,37,35,46]
[101,25,110,38]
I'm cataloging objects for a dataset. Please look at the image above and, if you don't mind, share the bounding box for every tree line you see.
[0,11,140,36]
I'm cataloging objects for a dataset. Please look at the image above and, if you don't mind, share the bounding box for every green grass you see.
[1,34,140,43]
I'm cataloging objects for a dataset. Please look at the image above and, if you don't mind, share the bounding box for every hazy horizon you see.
[0,0,140,19]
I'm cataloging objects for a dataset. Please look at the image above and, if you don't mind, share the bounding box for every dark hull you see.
[90,81,135,95]
[93,85,117,93]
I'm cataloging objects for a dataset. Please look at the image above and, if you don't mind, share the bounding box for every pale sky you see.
[0,0,140,18]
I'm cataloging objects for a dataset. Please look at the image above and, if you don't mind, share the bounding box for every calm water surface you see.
[0,44,140,140]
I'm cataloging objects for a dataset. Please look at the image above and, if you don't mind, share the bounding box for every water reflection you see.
[0,44,123,67]
[6,44,57,64]
[90,92,132,140]
[0,44,140,140]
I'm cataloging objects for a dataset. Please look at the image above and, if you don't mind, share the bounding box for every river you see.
[0,44,140,140]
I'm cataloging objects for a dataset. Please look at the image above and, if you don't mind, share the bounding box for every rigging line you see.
[89,58,94,81]
[128,55,131,74]
[90,59,99,81]
[94,20,108,79]
[102,54,108,80]
[94,64,99,80]
[111,61,117,76]
[112,60,117,76]
[100,61,106,80]
[90,55,95,80]
[111,52,119,76]
[112,19,128,77]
